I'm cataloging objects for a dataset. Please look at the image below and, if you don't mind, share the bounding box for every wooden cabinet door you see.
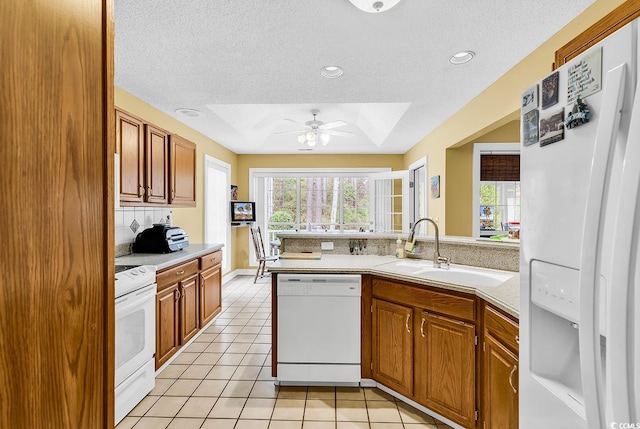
[416,312,476,428]
[169,135,196,206]
[144,124,169,204]
[372,298,413,397]
[200,264,222,327]
[156,284,180,369]
[116,110,144,203]
[484,334,518,429]
[180,274,200,344]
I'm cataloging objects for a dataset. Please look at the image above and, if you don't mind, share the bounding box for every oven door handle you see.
[115,283,157,311]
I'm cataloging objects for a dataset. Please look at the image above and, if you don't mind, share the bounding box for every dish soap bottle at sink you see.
[395,238,405,258]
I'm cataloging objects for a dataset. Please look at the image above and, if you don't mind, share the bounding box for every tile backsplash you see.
[115,207,172,256]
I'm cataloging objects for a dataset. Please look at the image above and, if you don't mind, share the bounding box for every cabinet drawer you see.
[373,277,475,322]
[484,305,519,352]
[157,259,199,291]
[200,250,222,270]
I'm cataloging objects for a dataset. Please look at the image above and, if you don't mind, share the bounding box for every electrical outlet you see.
[321,242,334,250]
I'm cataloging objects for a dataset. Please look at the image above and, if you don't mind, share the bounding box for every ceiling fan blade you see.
[322,130,353,137]
[273,129,308,135]
[283,118,310,128]
[319,120,347,130]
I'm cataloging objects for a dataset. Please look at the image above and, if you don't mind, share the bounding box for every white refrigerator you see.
[520,18,640,429]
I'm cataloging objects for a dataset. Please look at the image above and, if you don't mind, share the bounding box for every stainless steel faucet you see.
[404,217,450,269]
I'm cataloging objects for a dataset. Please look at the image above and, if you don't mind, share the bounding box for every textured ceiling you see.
[114,0,595,154]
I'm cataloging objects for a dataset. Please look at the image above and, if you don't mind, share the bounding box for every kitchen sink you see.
[378,260,513,288]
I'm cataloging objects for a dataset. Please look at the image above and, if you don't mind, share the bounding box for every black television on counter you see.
[230,201,256,223]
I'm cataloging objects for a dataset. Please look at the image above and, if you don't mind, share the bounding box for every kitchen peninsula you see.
[269,253,520,429]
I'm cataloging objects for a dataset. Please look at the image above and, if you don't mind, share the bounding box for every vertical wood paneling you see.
[0,0,113,427]
[103,0,115,426]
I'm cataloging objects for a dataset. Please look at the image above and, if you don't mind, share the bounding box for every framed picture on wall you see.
[522,109,539,146]
[430,175,440,199]
[230,185,238,201]
[521,84,538,114]
[541,71,559,109]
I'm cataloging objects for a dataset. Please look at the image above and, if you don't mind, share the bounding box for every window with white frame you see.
[472,143,520,238]
[250,169,387,252]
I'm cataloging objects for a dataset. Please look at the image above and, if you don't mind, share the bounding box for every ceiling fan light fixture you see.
[298,134,307,143]
[347,0,402,13]
[320,133,330,145]
[320,65,343,78]
[449,51,475,65]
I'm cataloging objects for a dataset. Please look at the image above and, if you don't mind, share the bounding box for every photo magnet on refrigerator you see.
[539,107,564,146]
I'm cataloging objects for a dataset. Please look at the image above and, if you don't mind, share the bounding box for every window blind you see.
[480,154,520,181]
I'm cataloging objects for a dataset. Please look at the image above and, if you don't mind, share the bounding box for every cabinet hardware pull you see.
[176,270,185,275]
[508,365,518,394]
[175,289,181,301]
[420,317,425,338]
[172,189,176,199]
[405,313,411,333]
[139,184,144,196]
[515,335,519,344]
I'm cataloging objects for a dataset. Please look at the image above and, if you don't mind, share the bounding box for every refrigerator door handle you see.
[607,64,640,424]
[578,63,627,429]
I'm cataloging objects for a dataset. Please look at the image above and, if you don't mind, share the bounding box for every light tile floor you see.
[118,276,453,429]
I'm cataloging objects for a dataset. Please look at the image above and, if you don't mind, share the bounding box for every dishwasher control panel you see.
[279,283,315,296]
[277,274,361,297]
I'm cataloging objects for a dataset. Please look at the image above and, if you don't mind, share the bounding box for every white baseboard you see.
[223,268,274,284]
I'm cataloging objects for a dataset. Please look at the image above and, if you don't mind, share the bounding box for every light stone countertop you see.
[276,231,520,248]
[269,254,520,318]
[115,243,223,271]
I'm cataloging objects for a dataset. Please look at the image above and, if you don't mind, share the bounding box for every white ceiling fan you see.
[274,109,353,146]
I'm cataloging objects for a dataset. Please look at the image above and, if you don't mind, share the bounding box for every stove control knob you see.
[139,266,147,273]
[130,269,139,276]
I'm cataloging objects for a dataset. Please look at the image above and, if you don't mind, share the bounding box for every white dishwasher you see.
[277,273,361,385]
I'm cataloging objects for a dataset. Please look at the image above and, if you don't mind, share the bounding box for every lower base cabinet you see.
[155,250,222,369]
[483,305,519,429]
[180,274,200,344]
[200,260,222,326]
[370,277,480,429]
[372,298,414,398]
[415,311,476,428]
[156,285,179,368]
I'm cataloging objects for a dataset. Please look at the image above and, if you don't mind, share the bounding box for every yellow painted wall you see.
[404,0,625,234]
[445,121,520,236]
[115,88,240,268]
[235,154,405,269]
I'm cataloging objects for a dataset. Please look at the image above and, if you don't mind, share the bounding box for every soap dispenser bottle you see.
[395,238,405,258]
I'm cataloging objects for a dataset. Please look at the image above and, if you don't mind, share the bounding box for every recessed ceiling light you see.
[175,108,203,118]
[449,51,475,65]
[320,65,343,78]
[347,0,402,13]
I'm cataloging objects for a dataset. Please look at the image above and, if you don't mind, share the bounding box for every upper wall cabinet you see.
[116,109,196,207]
[145,124,169,204]
[169,135,196,207]
[116,110,145,203]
